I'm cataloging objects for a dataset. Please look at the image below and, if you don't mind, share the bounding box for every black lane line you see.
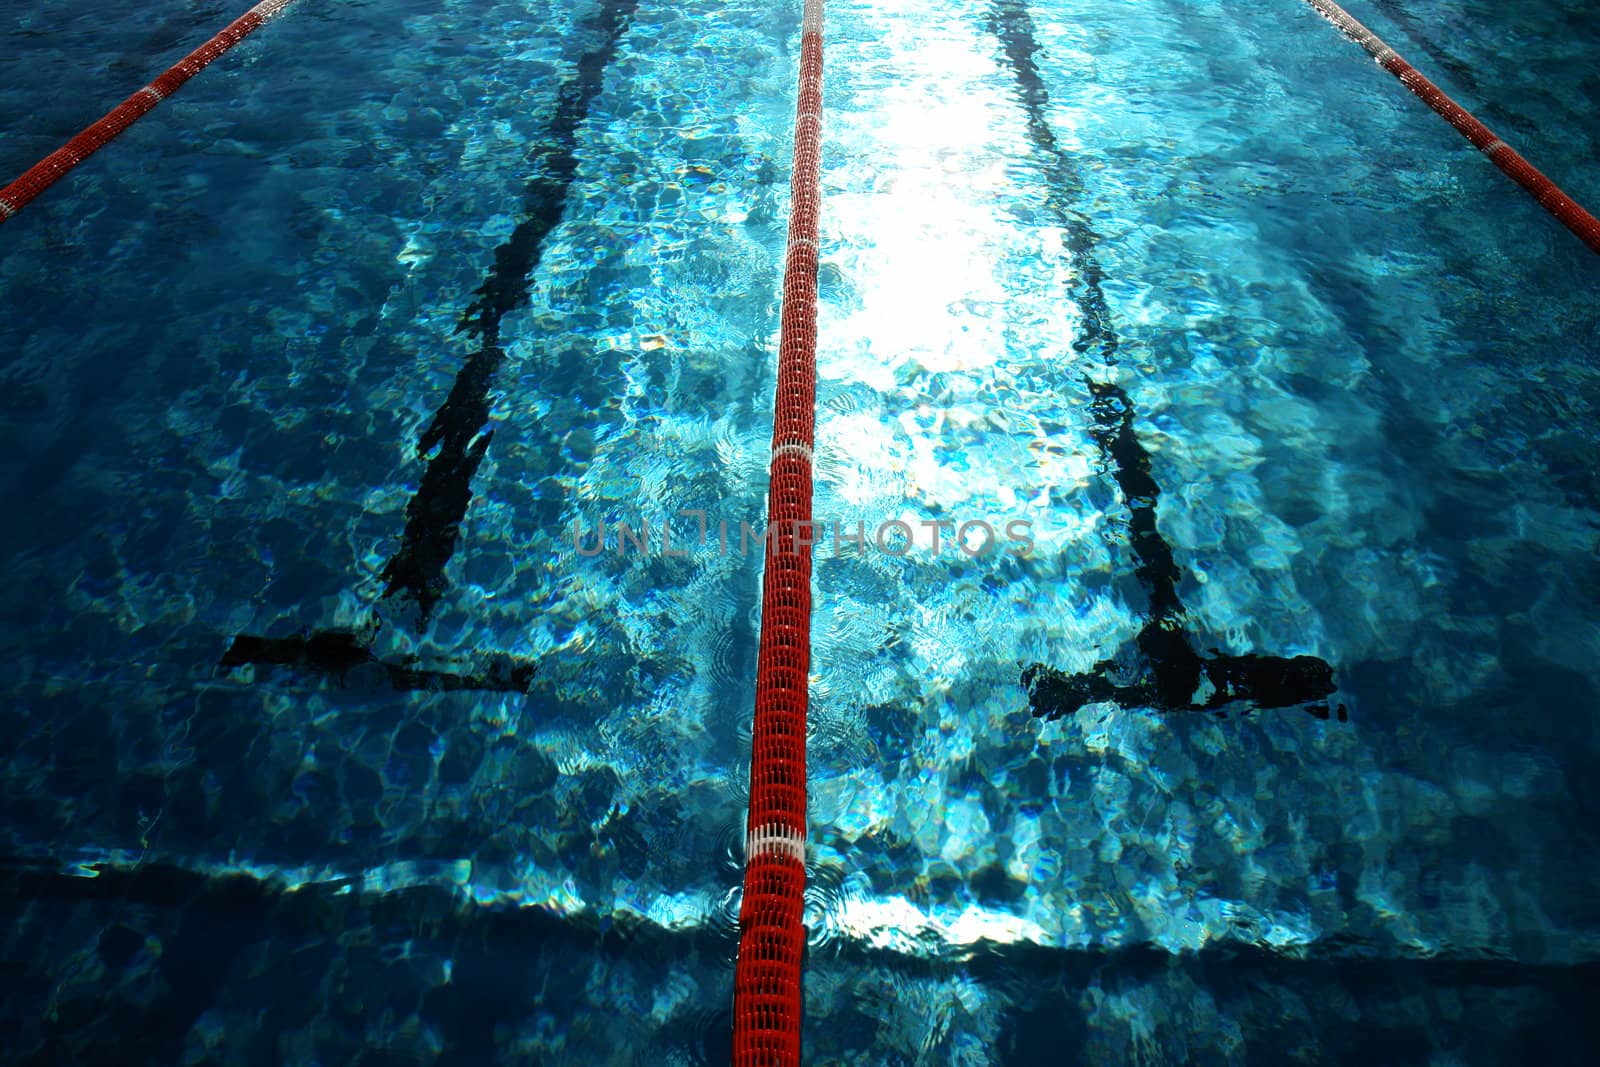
[218,1,641,690]
[983,0,1342,721]
[380,0,641,620]
[218,631,535,693]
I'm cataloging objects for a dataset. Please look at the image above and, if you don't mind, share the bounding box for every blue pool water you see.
[2,0,1598,1061]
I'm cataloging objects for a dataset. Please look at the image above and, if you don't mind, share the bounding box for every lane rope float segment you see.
[1300,0,1600,253]
[733,0,823,1063]
[0,0,298,224]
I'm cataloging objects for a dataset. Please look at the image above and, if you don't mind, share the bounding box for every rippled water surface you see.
[3,0,1598,1062]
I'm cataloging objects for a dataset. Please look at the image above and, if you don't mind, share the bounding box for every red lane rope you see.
[733,0,823,1062]
[1301,0,1600,253]
[0,0,299,224]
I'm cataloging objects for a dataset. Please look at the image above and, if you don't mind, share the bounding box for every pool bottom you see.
[4,858,1596,1066]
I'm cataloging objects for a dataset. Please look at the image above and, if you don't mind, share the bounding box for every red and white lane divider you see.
[733,0,823,1062]
[1301,0,1600,253]
[0,0,298,224]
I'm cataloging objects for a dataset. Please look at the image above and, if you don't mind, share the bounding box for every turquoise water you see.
[2,0,1598,1062]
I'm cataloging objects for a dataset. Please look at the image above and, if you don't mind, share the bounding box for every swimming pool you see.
[2,0,1598,1061]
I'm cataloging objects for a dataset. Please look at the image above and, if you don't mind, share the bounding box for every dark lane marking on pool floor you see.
[380,0,642,620]
[983,0,1343,721]
[218,1,641,688]
[217,630,536,693]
